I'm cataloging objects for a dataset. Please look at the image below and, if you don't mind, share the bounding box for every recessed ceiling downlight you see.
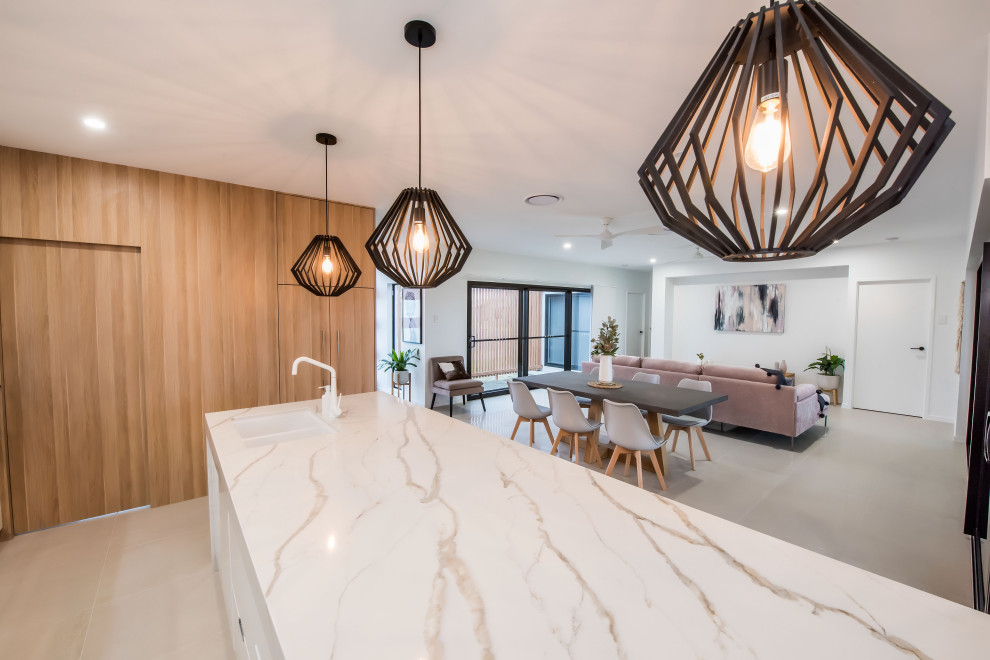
[525,194,562,206]
[82,116,107,130]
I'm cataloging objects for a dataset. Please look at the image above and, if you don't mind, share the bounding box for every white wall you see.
[652,238,966,427]
[376,249,652,406]
[670,271,848,387]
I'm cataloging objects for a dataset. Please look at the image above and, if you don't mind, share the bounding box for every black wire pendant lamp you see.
[291,133,362,296]
[638,0,954,261]
[366,20,471,288]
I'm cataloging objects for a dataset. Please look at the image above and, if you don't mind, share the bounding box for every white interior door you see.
[626,292,646,356]
[853,281,931,416]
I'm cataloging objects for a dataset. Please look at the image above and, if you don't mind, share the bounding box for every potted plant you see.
[591,316,620,383]
[379,348,420,386]
[697,352,705,365]
[805,347,844,389]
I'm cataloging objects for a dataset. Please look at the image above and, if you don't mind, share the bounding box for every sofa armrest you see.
[794,383,818,402]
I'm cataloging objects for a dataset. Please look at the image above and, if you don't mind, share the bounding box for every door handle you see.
[909,346,925,351]
[984,412,990,463]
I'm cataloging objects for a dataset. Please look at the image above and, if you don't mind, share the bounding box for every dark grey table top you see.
[517,371,728,417]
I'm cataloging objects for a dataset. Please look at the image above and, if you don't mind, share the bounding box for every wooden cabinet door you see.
[330,288,376,395]
[0,240,148,533]
[277,285,330,403]
[329,203,375,289]
[276,193,324,286]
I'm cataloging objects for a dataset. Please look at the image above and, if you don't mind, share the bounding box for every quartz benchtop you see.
[205,392,990,659]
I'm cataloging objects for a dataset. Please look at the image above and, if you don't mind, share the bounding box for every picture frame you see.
[401,288,423,344]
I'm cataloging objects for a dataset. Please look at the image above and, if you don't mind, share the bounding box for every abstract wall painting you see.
[714,284,785,333]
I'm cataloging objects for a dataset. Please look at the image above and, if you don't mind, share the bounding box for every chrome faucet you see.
[291,356,343,418]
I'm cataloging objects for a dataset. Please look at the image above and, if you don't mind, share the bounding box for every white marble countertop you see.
[206,392,990,659]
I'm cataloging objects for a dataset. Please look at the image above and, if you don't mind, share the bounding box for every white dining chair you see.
[631,372,660,384]
[547,388,603,467]
[662,378,713,470]
[603,399,667,490]
[508,380,553,447]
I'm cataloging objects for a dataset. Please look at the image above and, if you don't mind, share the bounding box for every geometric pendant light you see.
[366,20,472,288]
[291,133,362,296]
[638,0,954,261]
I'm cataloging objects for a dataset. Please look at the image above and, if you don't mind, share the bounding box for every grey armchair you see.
[428,355,486,416]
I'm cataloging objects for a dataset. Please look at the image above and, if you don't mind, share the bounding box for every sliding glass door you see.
[467,282,592,394]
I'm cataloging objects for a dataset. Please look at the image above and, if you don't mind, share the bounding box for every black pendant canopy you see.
[291,133,362,296]
[365,20,471,289]
[638,0,954,261]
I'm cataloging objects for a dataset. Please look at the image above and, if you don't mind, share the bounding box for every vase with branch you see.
[591,316,620,383]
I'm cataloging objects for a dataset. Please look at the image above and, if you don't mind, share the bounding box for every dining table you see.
[516,370,728,473]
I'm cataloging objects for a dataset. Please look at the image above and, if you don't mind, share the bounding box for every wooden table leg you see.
[645,412,667,475]
[586,400,603,464]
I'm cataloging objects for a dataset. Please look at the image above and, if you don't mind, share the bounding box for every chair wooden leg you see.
[586,433,603,468]
[696,426,712,461]
[687,428,696,470]
[647,450,667,491]
[550,430,565,457]
[671,428,681,452]
[635,451,644,489]
[624,453,632,477]
[570,433,578,461]
[605,446,623,477]
[510,416,522,440]
[664,425,674,440]
[541,418,553,441]
[529,420,535,447]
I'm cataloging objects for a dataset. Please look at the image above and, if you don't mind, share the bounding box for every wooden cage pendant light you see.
[638,0,954,261]
[365,20,471,288]
[291,133,362,296]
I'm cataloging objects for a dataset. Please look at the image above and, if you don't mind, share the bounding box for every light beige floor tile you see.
[0,513,116,565]
[81,567,228,660]
[157,629,237,660]
[0,607,91,660]
[111,497,208,550]
[96,523,212,603]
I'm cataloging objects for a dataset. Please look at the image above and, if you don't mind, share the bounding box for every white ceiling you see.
[1,0,988,271]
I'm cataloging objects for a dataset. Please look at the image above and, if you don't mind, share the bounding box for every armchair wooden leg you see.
[541,418,553,441]
[624,453,632,477]
[479,392,486,411]
[687,428,696,470]
[696,426,712,461]
[510,416,522,440]
[529,420,535,447]
[635,451,644,489]
[430,393,437,409]
[449,397,453,416]
[605,446,623,477]
[646,450,667,491]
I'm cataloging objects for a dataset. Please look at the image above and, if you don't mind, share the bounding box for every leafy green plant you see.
[697,352,705,361]
[805,347,845,376]
[591,316,620,356]
[378,348,420,372]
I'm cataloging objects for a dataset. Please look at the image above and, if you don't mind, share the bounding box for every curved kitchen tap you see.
[291,356,343,418]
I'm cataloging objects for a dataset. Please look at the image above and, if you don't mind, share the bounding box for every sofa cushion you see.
[590,355,642,367]
[641,358,701,375]
[701,364,777,385]
[433,378,483,392]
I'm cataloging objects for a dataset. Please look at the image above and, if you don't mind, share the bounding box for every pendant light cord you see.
[324,142,329,235]
[418,44,422,189]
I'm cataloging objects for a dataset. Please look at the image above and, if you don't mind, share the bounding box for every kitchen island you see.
[206,392,990,659]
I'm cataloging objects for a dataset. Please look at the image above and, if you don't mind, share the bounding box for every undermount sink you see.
[233,410,331,447]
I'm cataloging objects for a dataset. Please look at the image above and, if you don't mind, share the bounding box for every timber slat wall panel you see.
[0,145,368,520]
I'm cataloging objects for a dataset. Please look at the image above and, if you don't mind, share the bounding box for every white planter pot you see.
[599,355,614,383]
[393,370,411,386]
[817,374,840,390]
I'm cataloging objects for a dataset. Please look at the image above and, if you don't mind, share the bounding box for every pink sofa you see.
[583,356,826,439]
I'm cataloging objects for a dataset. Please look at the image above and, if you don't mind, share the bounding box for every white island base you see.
[206,392,990,659]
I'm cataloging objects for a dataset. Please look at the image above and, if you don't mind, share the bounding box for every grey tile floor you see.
[452,390,977,606]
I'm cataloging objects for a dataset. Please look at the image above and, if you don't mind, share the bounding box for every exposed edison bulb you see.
[321,254,333,274]
[744,97,791,172]
[411,223,429,253]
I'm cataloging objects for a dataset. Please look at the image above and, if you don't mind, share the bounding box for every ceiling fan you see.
[664,246,719,264]
[555,217,666,250]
